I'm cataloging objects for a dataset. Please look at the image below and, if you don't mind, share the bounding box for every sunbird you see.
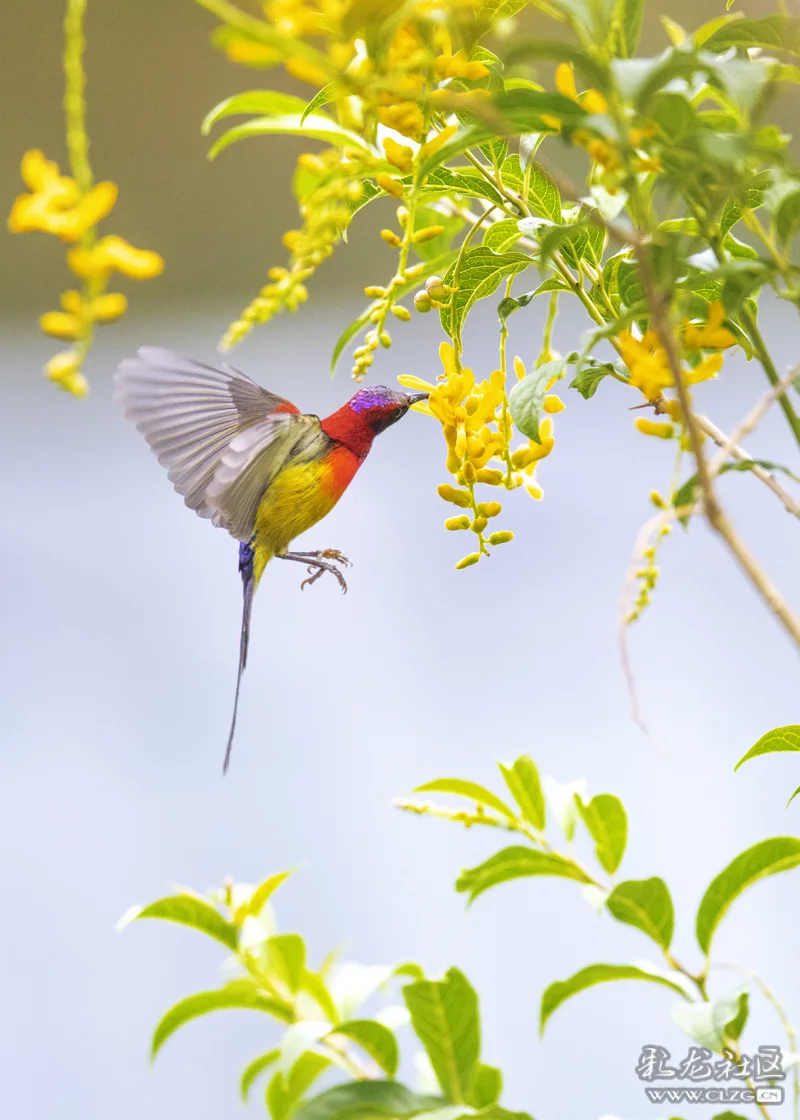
[114,347,427,772]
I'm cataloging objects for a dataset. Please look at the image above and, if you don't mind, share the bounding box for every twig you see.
[695,413,800,522]
[618,505,696,747]
[708,366,800,478]
[635,244,800,653]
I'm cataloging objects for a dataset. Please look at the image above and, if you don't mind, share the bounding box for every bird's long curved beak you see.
[405,392,429,405]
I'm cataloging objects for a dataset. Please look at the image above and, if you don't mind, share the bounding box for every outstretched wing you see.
[114,347,318,538]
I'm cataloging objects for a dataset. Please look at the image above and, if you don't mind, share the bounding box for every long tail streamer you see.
[223,540,256,774]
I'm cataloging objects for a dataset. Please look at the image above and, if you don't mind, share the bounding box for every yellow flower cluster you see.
[8,150,163,396]
[353,201,449,379]
[222,0,352,81]
[617,301,737,439]
[221,147,376,350]
[399,343,562,567]
[553,65,662,189]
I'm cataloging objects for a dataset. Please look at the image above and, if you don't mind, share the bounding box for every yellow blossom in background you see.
[682,301,737,351]
[9,145,163,394]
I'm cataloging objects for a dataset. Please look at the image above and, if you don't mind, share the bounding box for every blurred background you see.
[3,2,800,1118]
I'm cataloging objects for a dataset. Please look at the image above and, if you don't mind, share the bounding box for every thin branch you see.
[635,244,800,653]
[708,366,800,478]
[695,413,800,522]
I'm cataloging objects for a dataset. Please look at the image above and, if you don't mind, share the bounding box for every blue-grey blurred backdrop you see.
[3,3,800,1119]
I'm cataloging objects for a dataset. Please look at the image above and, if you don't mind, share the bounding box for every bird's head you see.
[347,385,428,434]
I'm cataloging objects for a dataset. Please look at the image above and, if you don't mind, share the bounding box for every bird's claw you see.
[318,548,352,568]
[281,548,351,593]
[299,556,349,594]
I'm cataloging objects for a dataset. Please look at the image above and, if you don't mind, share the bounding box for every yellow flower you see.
[383,137,414,173]
[45,350,89,397]
[224,37,283,65]
[68,235,164,280]
[635,418,675,439]
[8,150,118,242]
[40,311,83,340]
[555,63,608,114]
[617,329,674,401]
[682,302,737,351]
[418,125,457,164]
[285,56,330,86]
[434,50,489,81]
[377,102,425,140]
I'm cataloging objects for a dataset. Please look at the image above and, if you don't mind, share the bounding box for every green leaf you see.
[467,1065,502,1109]
[498,756,545,830]
[268,1053,332,1120]
[242,1050,280,1102]
[508,160,557,222]
[696,837,800,955]
[302,83,339,124]
[294,1081,443,1120]
[439,248,531,339]
[575,794,627,874]
[248,869,298,918]
[151,983,295,1059]
[735,725,800,771]
[606,878,675,949]
[456,846,592,903]
[702,16,800,57]
[414,778,515,819]
[331,251,457,373]
[420,168,505,208]
[775,187,800,246]
[788,786,800,808]
[326,1020,399,1079]
[119,895,238,952]
[483,220,522,254]
[202,91,309,133]
[720,170,772,236]
[417,90,586,178]
[207,114,372,160]
[508,358,566,442]
[266,934,307,993]
[403,968,480,1102]
[540,963,690,1034]
[673,459,800,525]
[618,0,645,58]
[569,360,622,399]
[670,987,749,1051]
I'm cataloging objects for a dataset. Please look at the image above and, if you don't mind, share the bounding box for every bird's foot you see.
[279,549,351,594]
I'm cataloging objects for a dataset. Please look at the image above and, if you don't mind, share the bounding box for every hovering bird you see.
[114,348,427,772]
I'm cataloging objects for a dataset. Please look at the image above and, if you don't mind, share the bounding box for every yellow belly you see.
[251,461,342,585]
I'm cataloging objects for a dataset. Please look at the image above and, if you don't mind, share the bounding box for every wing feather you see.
[113,347,309,534]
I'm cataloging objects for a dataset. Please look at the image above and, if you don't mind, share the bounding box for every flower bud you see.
[438,484,472,507]
[396,206,410,226]
[379,332,392,348]
[488,531,514,545]
[471,516,488,533]
[391,305,411,321]
[455,553,481,570]
[425,275,447,299]
[635,418,675,439]
[380,229,403,248]
[414,290,432,313]
[463,461,476,483]
[364,285,386,298]
[445,515,470,531]
[376,174,404,198]
[413,225,445,244]
[476,468,504,485]
[480,502,502,518]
